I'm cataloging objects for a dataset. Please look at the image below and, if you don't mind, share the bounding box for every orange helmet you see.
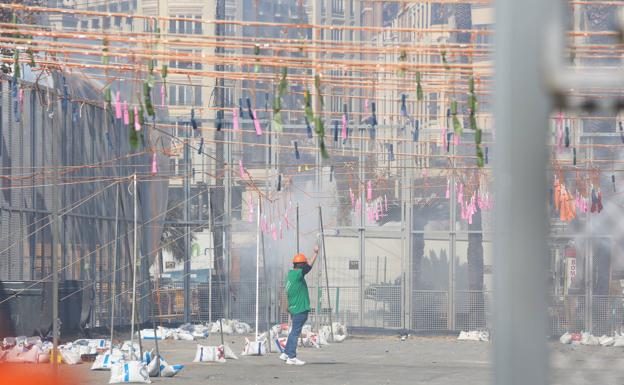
[293,253,307,264]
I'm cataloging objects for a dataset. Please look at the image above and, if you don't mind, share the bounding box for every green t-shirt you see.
[285,267,311,315]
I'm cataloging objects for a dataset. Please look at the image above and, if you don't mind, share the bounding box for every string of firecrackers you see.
[551,162,604,223]
[444,173,493,225]
[6,7,612,175]
[4,78,494,174]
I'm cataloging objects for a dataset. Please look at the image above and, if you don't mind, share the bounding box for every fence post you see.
[493,0,550,384]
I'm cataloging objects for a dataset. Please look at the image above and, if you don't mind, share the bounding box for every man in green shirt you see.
[280,245,318,365]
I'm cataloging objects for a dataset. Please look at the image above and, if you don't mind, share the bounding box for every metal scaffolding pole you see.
[183,140,191,323]
[51,101,61,371]
[130,173,139,359]
[493,1,550,384]
[358,127,365,328]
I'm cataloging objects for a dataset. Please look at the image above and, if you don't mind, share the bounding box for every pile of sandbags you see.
[1,336,48,364]
[559,331,624,347]
[0,336,112,364]
[457,330,490,342]
[270,322,348,351]
[93,346,184,379]
[138,324,210,341]
[207,319,252,335]
[319,322,349,343]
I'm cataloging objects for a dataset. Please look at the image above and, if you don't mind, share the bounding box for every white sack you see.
[559,332,572,344]
[109,361,151,384]
[241,338,267,356]
[161,364,184,377]
[193,344,226,363]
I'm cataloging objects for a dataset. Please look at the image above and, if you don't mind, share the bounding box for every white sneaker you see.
[286,357,305,365]
[279,353,288,361]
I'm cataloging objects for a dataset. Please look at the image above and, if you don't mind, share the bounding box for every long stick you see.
[261,222,270,352]
[146,270,161,376]
[109,183,120,353]
[130,173,139,359]
[296,205,300,254]
[318,206,334,342]
[255,196,261,341]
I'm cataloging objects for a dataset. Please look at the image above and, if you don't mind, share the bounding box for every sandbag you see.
[147,355,167,377]
[613,336,624,347]
[193,345,225,363]
[333,334,347,343]
[161,364,184,377]
[559,332,572,344]
[599,335,615,347]
[176,331,194,341]
[332,322,348,342]
[91,352,123,370]
[2,337,16,349]
[222,344,239,360]
[61,349,82,365]
[142,349,155,365]
[234,322,252,335]
[26,336,42,348]
[241,338,267,356]
[458,330,489,342]
[5,346,39,363]
[109,361,151,384]
[139,329,166,340]
[274,337,287,352]
[37,352,50,363]
[581,333,599,346]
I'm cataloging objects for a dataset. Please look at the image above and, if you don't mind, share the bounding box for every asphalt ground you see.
[10,334,624,384]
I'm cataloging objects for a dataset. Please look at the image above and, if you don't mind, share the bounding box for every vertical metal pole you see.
[375,255,379,327]
[255,196,261,340]
[109,183,120,353]
[296,205,300,254]
[358,128,365,328]
[449,153,456,331]
[494,1,550,384]
[130,173,139,359]
[184,140,191,323]
[51,103,61,370]
[208,269,212,323]
[585,213,593,333]
[318,207,334,341]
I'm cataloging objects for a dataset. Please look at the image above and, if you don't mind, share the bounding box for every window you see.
[178,86,186,105]
[194,86,203,106]
[168,85,202,106]
[332,0,344,15]
[92,18,99,29]
[170,50,201,71]
[169,85,176,105]
[169,15,203,35]
[194,16,203,34]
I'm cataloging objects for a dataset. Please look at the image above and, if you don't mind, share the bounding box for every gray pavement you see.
[63,335,624,384]
[71,335,491,385]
